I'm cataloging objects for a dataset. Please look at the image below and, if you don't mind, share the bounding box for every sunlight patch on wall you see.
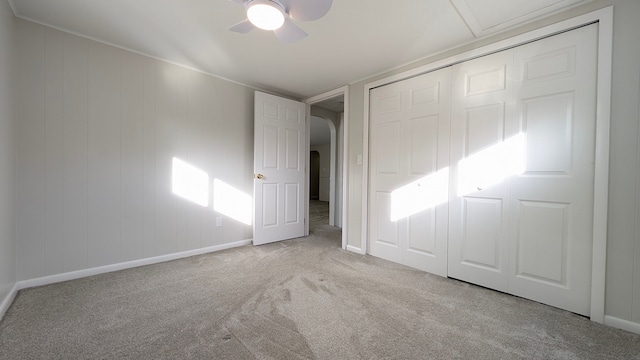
[213,179,252,225]
[172,157,210,207]
[457,133,526,196]
[390,168,449,222]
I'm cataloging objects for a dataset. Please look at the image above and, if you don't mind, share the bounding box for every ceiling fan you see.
[228,0,333,43]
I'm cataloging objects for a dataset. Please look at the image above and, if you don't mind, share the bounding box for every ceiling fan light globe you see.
[247,1,285,31]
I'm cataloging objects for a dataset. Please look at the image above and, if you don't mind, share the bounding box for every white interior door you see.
[369,67,451,276]
[253,91,306,245]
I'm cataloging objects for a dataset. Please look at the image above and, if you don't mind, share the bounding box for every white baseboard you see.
[16,239,253,290]
[0,283,18,321]
[604,315,640,335]
[346,245,365,255]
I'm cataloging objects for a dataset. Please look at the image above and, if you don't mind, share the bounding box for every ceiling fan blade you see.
[274,18,308,43]
[283,0,333,21]
[229,19,255,33]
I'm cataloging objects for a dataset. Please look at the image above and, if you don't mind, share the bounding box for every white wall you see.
[14,19,254,281]
[0,0,16,305]
[345,0,640,328]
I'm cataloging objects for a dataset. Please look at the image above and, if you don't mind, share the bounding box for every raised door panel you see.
[407,211,436,255]
[521,93,574,175]
[375,122,401,176]
[284,183,300,224]
[461,197,503,271]
[261,183,278,227]
[403,209,438,272]
[373,191,402,263]
[515,201,569,285]
[285,128,301,171]
[262,125,279,169]
[408,115,438,176]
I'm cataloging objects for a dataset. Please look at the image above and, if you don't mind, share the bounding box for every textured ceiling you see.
[9,0,590,99]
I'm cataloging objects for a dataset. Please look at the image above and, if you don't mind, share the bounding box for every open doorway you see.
[307,94,345,241]
[309,117,332,233]
[305,86,348,249]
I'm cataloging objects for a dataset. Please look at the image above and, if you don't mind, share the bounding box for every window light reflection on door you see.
[457,132,526,197]
[389,133,526,222]
[390,168,450,222]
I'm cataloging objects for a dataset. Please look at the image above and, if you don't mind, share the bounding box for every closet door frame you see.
[361,7,613,324]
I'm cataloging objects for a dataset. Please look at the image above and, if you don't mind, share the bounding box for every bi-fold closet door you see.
[369,68,452,277]
[368,24,597,316]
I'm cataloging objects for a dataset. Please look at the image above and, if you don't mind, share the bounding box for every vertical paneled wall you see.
[15,19,254,281]
[0,0,16,301]
[605,0,640,326]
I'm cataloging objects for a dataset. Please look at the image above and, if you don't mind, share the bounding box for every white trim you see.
[328,119,337,226]
[361,7,613,323]
[342,89,350,250]
[449,0,484,37]
[450,0,589,37]
[361,86,371,254]
[16,240,252,290]
[304,105,311,237]
[305,86,350,250]
[604,316,640,336]
[303,86,348,105]
[346,245,365,255]
[7,0,17,16]
[0,283,19,320]
[590,6,613,325]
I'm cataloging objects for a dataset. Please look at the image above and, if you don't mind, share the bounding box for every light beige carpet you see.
[1,205,639,359]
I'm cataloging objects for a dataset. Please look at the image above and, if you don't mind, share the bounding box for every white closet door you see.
[369,67,451,276]
[448,50,516,292]
[449,24,597,316]
[508,24,598,316]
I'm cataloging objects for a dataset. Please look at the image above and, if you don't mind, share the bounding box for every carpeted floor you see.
[1,201,640,359]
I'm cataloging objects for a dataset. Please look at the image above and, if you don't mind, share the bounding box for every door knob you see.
[256,173,264,179]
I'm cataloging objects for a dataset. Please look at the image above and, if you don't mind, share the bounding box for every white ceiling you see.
[9,0,591,99]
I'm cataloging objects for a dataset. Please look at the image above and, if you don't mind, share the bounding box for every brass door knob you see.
[256,173,264,179]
